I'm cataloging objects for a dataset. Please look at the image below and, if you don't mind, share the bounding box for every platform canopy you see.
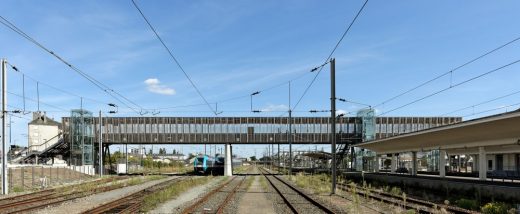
[301,151,332,160]
[357,110,520,154]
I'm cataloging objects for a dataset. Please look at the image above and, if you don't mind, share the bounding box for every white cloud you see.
[336,109,347,116]
[261,104,289,112]
[144,78,176,95]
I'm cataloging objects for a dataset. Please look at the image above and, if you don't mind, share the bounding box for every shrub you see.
[390,186,402,196]
[481,202,510,214]
[455,198,479,210]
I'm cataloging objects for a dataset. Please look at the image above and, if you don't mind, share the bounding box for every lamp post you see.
[250,91,260,112]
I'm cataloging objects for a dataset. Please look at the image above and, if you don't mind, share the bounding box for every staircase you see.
[23,135,69,164]
[335,132,362,171]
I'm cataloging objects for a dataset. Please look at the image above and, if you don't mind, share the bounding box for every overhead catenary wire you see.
[374,35,520,108]
[0,15,145,115]
[151,76,304,111]
[292,0,369,111]
[7,91,69,112]
[6,62,111,106]
[378,59,520,116]
[2,102,44,121]
[3,108,310,114]
[131,0,217,115]
[462,101,520,118]
[193,67,315,110]
[7,112,31,121]
[441,89,520,116]
[3,103,26,113]
[337,97,372,108]
[132,0,368,115]
[9,62,126,113]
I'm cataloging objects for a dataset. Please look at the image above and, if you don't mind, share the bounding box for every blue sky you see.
[2,0,520,158]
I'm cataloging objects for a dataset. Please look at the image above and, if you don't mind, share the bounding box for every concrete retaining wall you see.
[344,172,520,202]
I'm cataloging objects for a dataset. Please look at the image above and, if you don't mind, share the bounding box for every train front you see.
[194,155,206,173]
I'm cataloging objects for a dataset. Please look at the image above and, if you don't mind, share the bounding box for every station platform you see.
[342,172,520,202]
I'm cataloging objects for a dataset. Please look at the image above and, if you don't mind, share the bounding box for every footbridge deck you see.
[61,116,460,145]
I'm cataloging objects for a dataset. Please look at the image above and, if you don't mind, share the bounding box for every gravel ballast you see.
[150,176,225,214]
[33,176,178,214]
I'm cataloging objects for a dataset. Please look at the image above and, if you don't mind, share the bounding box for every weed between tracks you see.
[284,173,518,214]
[140,176,215,212]
[233,165,253,174]
[286,172,331,195]
[54,175,165,197]
[259,175,269,192]
[243,176,254,191]
[283,173,420,214]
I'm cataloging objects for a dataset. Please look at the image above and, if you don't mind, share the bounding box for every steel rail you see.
[0,192,57,208]
[260,167,335,214]
[260,169,298,214]
[181,176,238,214]
[0,176,129,213]
[336,182,476,214]
[0,189,55,205]
[216,176,247,214]
[82,177,185,214]
[4,184,123,213]
[0,176,125,206]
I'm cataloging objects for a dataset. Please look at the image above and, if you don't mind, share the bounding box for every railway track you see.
[265,168,474,213]
[181,175,246,214]
[335,181,476,214]
[82,176,185,214]
[0,176,129,214]
[260,168,335,214]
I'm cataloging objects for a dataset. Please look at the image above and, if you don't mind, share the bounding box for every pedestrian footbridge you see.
[61,116,461,145]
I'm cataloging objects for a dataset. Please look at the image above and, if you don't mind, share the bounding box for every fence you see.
[1,166,93,193]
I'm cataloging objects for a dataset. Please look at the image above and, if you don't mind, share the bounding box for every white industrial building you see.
[28,112,62,153]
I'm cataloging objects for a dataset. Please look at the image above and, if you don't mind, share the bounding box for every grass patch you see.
[136,165,192,174]
[286,172,331,194]
[243,176,254,191]
[140,176,214,212]
[55,175,165,197]
[455,198,479,211]
[11,186,24,193]
[233,166,252,174]
[121,175,167,188]
[259,176,269,192]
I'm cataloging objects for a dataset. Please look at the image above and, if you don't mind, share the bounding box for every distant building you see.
[28,112,62,153]
[130,147,146,156]
[153,158,171,164]
[154,154,187,161]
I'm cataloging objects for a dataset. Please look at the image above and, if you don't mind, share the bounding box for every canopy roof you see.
[357,110,520,154]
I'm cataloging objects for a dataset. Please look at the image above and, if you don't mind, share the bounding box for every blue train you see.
[194,155,225,175]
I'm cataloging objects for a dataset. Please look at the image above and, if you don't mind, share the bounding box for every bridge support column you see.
[374,154,380,173]
[412,151,417,176]
[479,147,487,180]
[224,143,232,176]
[391,154,397,173]
[439,150,446,178]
